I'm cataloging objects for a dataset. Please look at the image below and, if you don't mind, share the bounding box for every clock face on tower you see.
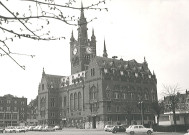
[73,47,78,55]
[86,47,92,54]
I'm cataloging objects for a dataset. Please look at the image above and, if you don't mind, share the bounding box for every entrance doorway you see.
[92,116,96,129]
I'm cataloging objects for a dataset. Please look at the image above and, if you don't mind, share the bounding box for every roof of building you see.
[94,56,151,74]
[43,74,64,89]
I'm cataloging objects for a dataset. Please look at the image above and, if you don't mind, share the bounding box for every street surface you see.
[1,129,186,135]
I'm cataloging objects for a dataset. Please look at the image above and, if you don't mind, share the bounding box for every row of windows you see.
[106,92,153,101]
[0,100,25,105]
[107,84,156,93]
[0,113,18,119]
[107,105,150,113]
[107,115,151,121]
[0,107,25,111]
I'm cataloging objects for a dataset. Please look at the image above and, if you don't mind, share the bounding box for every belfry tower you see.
[70,3,96,74]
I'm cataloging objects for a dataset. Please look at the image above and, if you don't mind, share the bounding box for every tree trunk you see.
[172,103,177,132]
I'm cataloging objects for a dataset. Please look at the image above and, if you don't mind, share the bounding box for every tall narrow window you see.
[74,93,78,110]
[93,68,95,76]
[78,92,82,110]
[70,94,74,111]
[64,97,67,107]
[42,84,44,90]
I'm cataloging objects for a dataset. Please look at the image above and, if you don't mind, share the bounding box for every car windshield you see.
[128,125,133,128]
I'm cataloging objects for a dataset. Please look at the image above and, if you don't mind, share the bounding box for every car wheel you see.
[147,130,152,135]
[130,131,134,135]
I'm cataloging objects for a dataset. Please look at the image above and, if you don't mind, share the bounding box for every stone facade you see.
[27,96,38,126]
[0,94,27,127]
[37,4,158,129]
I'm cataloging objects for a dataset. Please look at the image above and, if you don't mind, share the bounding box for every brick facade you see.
[0,94,27,127]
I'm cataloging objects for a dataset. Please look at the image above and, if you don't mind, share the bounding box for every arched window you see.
[70,93,73,111]
[78,92,82,110]
[74,93,78,110]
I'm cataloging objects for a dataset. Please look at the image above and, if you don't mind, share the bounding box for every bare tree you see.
[162,84,181,131]
[151,100,164,125]
[0,0,108,69]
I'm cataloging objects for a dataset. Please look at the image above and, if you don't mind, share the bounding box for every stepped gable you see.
[44,74,64,89]
[94,56,151,74]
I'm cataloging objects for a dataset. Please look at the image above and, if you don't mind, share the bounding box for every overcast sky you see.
[1,0,189,103]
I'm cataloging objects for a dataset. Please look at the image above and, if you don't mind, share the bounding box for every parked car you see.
[43,126,55,132]
[104,125,114,132]
[33,126,39,131]
[37,126,43,131]
[33,125,43,131]
[184,129,189,135]
[28,126,35,131]
[4,126,16,133]
[0,127,4,133]
[15,126,26,133]
[112,125,126,133]
[126,125,153,135]
[53,125,62,130]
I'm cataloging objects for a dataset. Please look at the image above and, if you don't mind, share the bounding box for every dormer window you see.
[7,100,11,104]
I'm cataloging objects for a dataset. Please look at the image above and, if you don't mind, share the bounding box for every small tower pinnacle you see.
[143,56,148,66]
[103,39,108,58]
[91,28,96,40]
[42,67,45,77]
[70,30,75,41]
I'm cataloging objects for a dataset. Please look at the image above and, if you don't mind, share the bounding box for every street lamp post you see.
[139,101,144,125]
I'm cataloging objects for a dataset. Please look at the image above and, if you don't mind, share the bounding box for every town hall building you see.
[37,4,158,129]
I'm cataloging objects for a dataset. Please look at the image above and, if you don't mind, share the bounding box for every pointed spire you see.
[80,1,85,19]
[91,28,96,40]
[153,70,155,75]
[42,67,45,77]
[103,38,108,58]
[144,56,146,63]
[143,56,148,67]
[70,30,75,41]
[92,28,94,36]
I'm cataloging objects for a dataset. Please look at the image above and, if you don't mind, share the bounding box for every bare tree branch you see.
[0,0,108,69]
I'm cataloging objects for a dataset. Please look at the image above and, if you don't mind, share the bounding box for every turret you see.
[143,56,148,67]
[91,28,96,41]
[103,39,108,58]
[42,67,45,78]
[70,30,75,42]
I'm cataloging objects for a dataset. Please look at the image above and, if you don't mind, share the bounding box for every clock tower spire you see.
[70,2,96,74]
[78,2,88,45]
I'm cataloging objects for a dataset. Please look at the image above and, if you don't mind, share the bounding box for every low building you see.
[27,96,38,126]
[0,94,27,127]
[158,90,189,125]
